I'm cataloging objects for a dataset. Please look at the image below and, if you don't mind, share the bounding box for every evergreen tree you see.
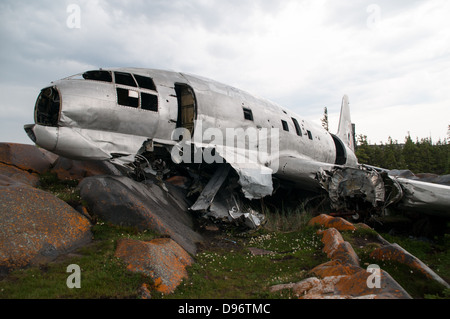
[402,133,419,172]
[355,134,370,164]
[384,136,399,169]
[321,107,329,131]
[351,130,447,174]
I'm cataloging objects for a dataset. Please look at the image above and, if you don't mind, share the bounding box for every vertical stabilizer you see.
[336,95,355,152]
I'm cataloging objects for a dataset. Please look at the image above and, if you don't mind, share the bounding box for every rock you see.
[308,214,357,231]
[333,268,412,299]
[270,277,323,295]
[0,184,92,273]
[301,293,377,299]
[319,227,359,266]
[331,241,360,267]
[0,142,123,183]
[0,164,39,187]
[78,175,203,255]
[273,267,411,299]
[311,260,362,278]
[138,283,152,299]
[370,243,450,289]
[319,227,344,257]
[115,238,194,294]
[0,143,56,174]
[50,157,123,181]
[271,218,412,299]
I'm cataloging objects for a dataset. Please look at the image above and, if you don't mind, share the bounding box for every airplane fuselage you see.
[24,67,450,222]
[25,68,357,193]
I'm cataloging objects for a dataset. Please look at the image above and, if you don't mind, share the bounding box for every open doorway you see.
[175,83,196,137]
[331,133,347,165]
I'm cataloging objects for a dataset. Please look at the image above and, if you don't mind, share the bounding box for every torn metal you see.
[319,167,386,211]
[317,166,402,214]
[318,164,450,219]
[187,162,266,229]
[213,144,274,200]
[121,137,450,228]
[394,178,450,218]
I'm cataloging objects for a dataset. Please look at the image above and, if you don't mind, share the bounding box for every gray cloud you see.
[0,0,449,145]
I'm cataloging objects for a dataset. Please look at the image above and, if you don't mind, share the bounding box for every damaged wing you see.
[394,178,450,218]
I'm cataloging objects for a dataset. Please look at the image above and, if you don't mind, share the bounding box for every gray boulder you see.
[0,181,92,273]
[0,142,57,174]
[78,175,203,255]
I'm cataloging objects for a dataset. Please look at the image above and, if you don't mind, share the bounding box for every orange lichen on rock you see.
[331,241,360,267]
[370,243,450,289]
[308,214,357,231]
[320,227,344,258]
[50,157,121,181]
[319,227,360,267]
[115,238,194,294]
[333,268,411,299]
[0,143,56,174]
[0,163,40,187]
[79,175,203,255]
[0,184,92,271]
[311,260,362,278]
[271,217,412,299]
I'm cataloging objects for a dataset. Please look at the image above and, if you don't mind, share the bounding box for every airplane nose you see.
[23,123,58,151]
[35,86,61,127]
[24,85,61,149]
[24,124,37,143]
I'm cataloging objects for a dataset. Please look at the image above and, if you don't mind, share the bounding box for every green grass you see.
[376,232,450,299]
[0,221,327,299]
[0,222,159,299]
[2,172,449,299]
[163,226,327,299]
[342,225,450,299]
[37,171,83,205]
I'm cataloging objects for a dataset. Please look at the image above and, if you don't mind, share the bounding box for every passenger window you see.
[115,72,137,87]
[117,88,139,108]
[281,120,289,131]
[134,74,157,91]
[243,107,253,121]
[141,93,158,112]
[82,70,112,82]
[291,118,302,136]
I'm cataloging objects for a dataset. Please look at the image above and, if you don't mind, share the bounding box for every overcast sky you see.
[1,0,449,145]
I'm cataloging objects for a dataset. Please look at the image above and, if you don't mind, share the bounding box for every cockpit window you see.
[134,74,157,91]
[117,88,139,108]
[114,72,137,87]
[35,87,60,126]
[141,93,158,111]
[82,70,112,82]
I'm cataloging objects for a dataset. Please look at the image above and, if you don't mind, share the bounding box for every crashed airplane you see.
[24,68,450,228]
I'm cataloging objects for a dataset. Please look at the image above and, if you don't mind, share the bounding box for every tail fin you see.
[336,95,355,152]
